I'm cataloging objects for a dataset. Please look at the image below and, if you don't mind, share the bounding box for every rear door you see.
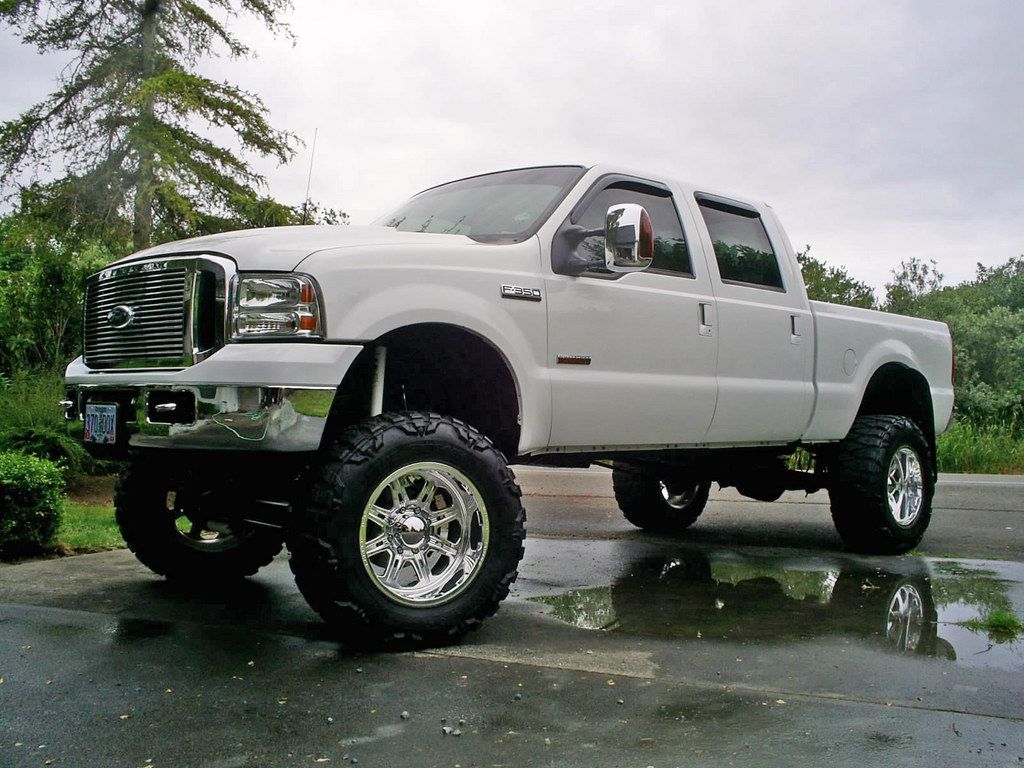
[688,193,814,443]
[544,176,719,449]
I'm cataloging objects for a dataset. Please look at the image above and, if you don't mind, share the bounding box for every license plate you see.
[84,403,118,445]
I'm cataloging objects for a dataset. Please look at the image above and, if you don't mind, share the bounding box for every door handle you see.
[698,302,714,337]
[790,314,803,344]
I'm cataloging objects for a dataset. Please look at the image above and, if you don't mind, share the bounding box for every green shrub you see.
[0,373,121,483]
[0,426,94,479]
[0,450,64,558]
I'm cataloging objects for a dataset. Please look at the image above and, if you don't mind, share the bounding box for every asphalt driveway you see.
[1,471,1022,767]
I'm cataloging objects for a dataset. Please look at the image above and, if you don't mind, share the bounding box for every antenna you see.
[300,127,318,225]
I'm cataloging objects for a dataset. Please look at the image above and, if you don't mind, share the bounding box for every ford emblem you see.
[107,305,136,329]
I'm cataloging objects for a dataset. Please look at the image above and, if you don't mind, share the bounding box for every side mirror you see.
[604,203,654,272]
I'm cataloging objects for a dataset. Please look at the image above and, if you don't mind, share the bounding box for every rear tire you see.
[829,414,934,554]
[612,467,711,534]
[115,460,283,582]
[288,412,526,647]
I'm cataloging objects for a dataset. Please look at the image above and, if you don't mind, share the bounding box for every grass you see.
[58,502,123,553]
[0,370,66,432]
[959,609,1024,642]
[937,420,1024,474]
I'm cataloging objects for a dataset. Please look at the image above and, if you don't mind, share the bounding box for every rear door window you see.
[697,198,784,290]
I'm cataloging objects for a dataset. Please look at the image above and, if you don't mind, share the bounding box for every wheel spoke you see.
[894,589,907,614]
[390,479,411,506]
[415,480,437,506]
[430,539,460,559]
[430,507,460,528]
[367,505,391,527]
[408,553,429,584]
[364,534,390,558]
[382,552,404,584]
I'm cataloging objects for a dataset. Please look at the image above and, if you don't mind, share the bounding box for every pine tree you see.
[0,0,300,250]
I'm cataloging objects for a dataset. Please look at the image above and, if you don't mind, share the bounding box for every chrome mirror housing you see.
[604,203,655,272]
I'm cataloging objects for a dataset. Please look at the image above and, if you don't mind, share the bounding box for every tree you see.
[883,256,944,315]
[0,0,299,251]
[0,207,111,372]
[877,254,1024,425]
[795,245,876,309]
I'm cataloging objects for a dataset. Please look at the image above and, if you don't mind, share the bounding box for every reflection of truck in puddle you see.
[534,550,958,660]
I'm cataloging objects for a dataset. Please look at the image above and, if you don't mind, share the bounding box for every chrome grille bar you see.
[84,268,186,367]
[82,255,234,370]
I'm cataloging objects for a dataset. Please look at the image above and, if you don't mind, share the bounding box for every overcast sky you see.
[2,1,1021,292]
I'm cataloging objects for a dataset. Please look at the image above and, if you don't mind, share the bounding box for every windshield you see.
[375,166,585,242]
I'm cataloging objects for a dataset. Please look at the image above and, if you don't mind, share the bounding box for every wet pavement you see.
[2,472,1023,767]
[519,468,1024,560]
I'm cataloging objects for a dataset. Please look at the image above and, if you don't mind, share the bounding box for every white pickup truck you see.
[64,164,954,644]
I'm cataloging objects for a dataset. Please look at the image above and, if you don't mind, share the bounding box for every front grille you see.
[82,255,233,370]
[84,267,188,368]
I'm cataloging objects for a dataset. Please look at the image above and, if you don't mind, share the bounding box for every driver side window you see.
[575,184,693,276]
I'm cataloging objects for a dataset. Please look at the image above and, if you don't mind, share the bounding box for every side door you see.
[687,192,814,443]
[544,176,719,450]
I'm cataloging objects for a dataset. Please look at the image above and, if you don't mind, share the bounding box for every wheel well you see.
[856,363,935,460]
[322,324,522,460]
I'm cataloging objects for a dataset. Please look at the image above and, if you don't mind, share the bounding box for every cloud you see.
[1,0,1020,289]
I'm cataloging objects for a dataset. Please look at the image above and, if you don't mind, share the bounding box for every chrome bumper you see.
[65,384,335,452]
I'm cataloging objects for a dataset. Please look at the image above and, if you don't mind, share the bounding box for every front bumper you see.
[65,384,335,452]
[64,343,363,452]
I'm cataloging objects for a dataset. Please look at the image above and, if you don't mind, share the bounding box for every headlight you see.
[232,273,324,339]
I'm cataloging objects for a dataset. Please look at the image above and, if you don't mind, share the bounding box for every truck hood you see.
[114,225,476,271]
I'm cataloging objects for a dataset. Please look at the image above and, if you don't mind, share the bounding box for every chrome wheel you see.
[660,481,700,510]
[359,462,489,607]
[887,446,924,527]
[168,491,238,553]
[886,583,925,652]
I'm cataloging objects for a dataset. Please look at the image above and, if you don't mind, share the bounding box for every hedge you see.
[0,450,64,558]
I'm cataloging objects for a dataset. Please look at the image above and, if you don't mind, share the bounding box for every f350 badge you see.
[500,284,542,302]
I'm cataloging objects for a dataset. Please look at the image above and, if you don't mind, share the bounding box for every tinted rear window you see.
[698,201,784,290]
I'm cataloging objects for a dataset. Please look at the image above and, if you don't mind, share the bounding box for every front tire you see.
[288,412,526,646]
[829,414,934,554]
[612,467,712,534]
[115,460,284,582]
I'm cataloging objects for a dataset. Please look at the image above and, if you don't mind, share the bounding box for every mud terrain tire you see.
[288,412,526,647]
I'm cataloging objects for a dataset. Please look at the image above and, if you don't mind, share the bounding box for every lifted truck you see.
[65,164,954,644]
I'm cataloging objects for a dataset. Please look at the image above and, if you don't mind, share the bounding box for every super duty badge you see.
[501,284,542,302]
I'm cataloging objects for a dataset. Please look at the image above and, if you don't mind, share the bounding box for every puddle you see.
[530,549,1024,671]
